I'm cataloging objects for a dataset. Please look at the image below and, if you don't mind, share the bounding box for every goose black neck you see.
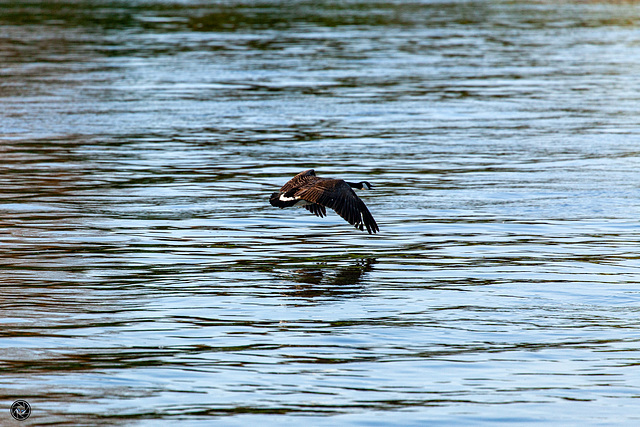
[346,181,361,188]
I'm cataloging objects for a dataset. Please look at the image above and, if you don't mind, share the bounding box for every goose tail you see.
[269,192,297,208]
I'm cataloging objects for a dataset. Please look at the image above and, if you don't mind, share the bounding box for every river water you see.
[2,1,640,425]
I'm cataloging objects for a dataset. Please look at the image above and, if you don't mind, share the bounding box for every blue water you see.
[1,1,640,425]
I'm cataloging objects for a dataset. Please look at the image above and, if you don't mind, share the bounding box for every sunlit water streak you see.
[1,1,640,425]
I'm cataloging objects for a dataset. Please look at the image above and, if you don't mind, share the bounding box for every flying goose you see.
[269,169,379,234]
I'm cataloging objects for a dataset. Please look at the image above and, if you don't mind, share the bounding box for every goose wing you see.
[280,169,317,193]
[295,179,379,234]
[304,203,327,218]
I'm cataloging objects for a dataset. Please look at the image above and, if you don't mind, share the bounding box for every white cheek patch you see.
[279,195,297,202]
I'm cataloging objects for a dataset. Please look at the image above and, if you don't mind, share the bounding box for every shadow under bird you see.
[269,169,379,234]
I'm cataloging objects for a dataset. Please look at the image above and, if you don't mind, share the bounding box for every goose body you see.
[269,169,379,234]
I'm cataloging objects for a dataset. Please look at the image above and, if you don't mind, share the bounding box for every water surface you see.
[2,1,640,425]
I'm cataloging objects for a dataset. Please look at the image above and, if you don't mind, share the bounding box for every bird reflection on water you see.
[280,258,376,300]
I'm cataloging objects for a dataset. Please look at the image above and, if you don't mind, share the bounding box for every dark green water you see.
[2,1,640,425]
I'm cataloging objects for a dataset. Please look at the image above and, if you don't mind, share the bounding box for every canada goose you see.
[269,169,379,234]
